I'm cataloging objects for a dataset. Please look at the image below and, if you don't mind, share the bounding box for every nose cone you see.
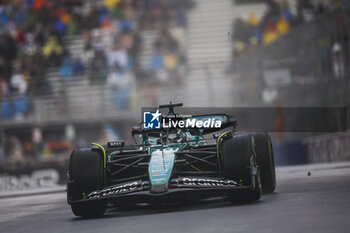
[148,148,177,193]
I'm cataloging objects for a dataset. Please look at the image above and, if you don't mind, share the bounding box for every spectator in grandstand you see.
[106,44,129,70]
[164,50,178,71]
[318,36,332,76]
[169,21,186,47]
[43,36,63,67]
[1,99,13,120]
[82,31,94,64]
[13,94,28,119]
[129,32,142,69]
[10,68,28,95]
[1,63,29,120]
[33,24,46,47]
[137,0,193,30]
[55,16,67,37]
[232,0,296,56]
[149,49,164,70]
[297,0,314,21]
[332,42,345,79]
[0,77,9,97]
[248,12,260,27]
[73,57,85,76]
[148,53,169,83]
[115,71,134,110]
[148,27,184,83]
[175,9,188,28]
[67,13,80,36]
[4,135,24,168]
[0,33,17,79]
[27,75,53,97]
[105,65,133,109]
[164,49,180,84]
[263,20,279,45]
[232,18,251,55]
[276,16,290,35]
[1,33,17,61]
[90,49,108,83]
[149,48,168,83]
[281,0,295,23]
[23,141,35,165]
[60,55,74,77]
[0,145,6,168]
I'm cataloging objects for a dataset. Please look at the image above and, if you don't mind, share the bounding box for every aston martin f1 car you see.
[67,103,276,217]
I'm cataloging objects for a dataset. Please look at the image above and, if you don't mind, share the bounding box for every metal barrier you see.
[303,132,350,163]
[0,94,137,127]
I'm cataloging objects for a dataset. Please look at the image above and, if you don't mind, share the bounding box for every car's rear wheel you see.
[221,134,262,203]
[67,149,107,217]
[250,132,276,193]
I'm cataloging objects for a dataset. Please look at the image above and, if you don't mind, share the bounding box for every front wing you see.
[68,177,254,205]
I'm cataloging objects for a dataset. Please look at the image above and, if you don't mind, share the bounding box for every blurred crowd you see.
[0,0,194,119]
[231,0,350,108]
[232,0,349,57]
[142,0,193,85]
[0,0,84,120]
[0,0,193,170]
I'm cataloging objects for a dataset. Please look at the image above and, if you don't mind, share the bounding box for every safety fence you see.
[303,132,350,163]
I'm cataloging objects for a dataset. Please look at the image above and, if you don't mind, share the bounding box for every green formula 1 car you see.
[67,103,276,217]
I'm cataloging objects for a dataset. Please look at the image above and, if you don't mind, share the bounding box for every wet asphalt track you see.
[1,163,350,233]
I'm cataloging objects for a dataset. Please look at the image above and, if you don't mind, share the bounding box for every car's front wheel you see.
[220,133,262,203]
[67,149,107,217]
[249,132,276,193]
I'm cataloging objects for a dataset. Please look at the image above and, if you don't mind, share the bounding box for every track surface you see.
[1,163,350,233]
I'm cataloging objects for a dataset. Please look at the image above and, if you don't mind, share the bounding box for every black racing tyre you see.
[250,132,276,194]
[221,134,262,203]
[67,149,107,217]
[71,202,107,217]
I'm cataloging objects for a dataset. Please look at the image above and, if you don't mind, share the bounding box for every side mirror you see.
[131,124,142,135]
[228,116,237,128]
[131,124,142,144]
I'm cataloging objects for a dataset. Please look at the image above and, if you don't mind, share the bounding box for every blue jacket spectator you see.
[13,95,28,117]
[1,99,13,119]
[60,56,74,77]
[73,58,85,76]
[149,52,164,70]
[55,19,66,37]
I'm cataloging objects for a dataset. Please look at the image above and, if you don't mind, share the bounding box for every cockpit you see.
[144,129,196,145]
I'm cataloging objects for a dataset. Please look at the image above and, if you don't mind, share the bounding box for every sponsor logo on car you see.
[178,177,238,187]
[87,181,143,199]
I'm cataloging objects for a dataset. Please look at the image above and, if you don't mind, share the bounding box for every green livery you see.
[67,103,276,217]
